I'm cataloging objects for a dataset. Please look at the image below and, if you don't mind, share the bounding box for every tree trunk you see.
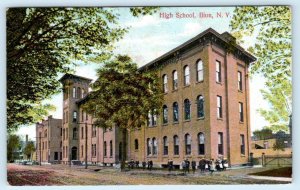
[121,128,127,172]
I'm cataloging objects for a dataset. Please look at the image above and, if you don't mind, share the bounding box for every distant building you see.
[251,130,292,157]
[36,115,62,163]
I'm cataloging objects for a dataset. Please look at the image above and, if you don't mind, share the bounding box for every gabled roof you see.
[139,28,256,71]
[59,73,93,83]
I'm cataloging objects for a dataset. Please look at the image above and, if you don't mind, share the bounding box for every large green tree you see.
[7,7,158,133]
[82,55,163,171]
[230,6,292,132]
[7,134,21,162]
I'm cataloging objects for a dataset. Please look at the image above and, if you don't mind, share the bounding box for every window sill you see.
[196,80,204,84]
[183,84,190,88]
[162,155,169,158]
[216,82,222,85]
[135,149,139,152]
[148,125,157,128]
[163,92,168,95]
[239,121,244,124]
[240,154,246,157]
[172,89,178,92]
[162,123,168,126]
[238,90,243,93]
[217,118,223,121]
[173,155,180,158]
[173,122,179,125]
[184,119,191,123]
[197,117,205,120]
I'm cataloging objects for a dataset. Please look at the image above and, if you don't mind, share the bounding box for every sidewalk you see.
[247,175,292,182]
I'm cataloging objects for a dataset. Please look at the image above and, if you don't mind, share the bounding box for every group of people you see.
[127,158,228,174]
[198,158,229,174]
[180,158,228,174]
[128,159,153,170]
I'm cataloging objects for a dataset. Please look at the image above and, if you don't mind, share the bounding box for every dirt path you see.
[7,164,290,186]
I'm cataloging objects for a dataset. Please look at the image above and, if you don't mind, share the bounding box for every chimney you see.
[221,32,236,44]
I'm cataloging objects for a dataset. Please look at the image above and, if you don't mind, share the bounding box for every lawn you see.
[249,167,292,178]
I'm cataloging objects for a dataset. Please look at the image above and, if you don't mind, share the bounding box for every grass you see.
[249,167,292,178]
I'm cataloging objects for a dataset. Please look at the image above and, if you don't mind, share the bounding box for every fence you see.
[252,153,292,167]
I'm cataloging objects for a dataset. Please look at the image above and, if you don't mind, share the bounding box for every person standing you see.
[142,161,146,170]
[182,159,186,174]
[186,159,190,173]
[149,160,153,171]
[209,159,215,175]
[199,159,205,173]
[191,160,196,174]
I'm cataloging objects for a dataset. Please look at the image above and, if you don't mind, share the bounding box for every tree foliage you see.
[253,128,273,140]
[24,141,36,160]
[230,6,292,131]
[82,55,163,170]
[7,7,158,132]
[7,134,21,162]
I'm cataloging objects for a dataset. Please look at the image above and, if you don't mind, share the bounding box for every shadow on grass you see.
[249,167,292,178]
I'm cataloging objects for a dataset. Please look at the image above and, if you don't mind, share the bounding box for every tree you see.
[7,7,158,133]
[230,6,292,131]
[24,141,36,161]
[82,55,163,171]
[258,80,291,132]
[253,128,273,140]
[7,134,21,162]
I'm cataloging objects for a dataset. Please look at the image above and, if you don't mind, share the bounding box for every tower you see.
[59,74,92,164]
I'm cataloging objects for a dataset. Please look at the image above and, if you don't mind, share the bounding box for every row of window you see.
[162,60,204,93]
[148,96,244,126]
[135,133,246,156]
[162,60,244,93]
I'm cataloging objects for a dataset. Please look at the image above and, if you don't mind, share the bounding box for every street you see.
[7,163,290,185]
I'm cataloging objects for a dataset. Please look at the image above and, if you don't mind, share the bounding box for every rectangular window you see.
[110,141,113,157]
[54,152,58,160]
[216,60,221,83]
[217,96,222,119]
[238,71,243,91]
[92,125,96,137]
[104,141,107,157]
[218,132,223,155]
[240,135,245,155]
[239,102,244,122]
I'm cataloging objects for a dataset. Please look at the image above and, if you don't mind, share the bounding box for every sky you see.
[16,7,271,140]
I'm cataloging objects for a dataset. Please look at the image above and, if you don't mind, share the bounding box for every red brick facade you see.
[39,28,255,167]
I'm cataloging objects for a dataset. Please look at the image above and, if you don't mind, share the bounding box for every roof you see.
[59,73,93,83]
[139,28,256,71]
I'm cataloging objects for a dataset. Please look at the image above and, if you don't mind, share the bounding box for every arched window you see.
[173,102,179,122]
[184,65,190,86]
[172,70,178,90]
[152,138,157,155]
[44,130,47,138]
[134,139,139,150]
[184,99,191,120]
[185,134,192,155]
[197,95,204,118]
[73,87,76,98]
[73,128,77,140]
[163,136,168,155]
[73,111,77,122]
[147,138,151,155]
[77,87,81,99]
[148,110,157,127]
[163,74,168,93]
[173,135,179,155]
[198,133,205,155]
[162,105,168,124]
[81,89,85,98]
[196,60,204,82]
